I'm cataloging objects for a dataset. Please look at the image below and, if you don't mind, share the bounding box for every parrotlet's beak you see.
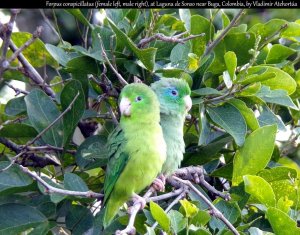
[184,95,192,112]
[120,97,131,116]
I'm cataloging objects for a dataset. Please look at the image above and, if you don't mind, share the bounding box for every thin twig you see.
[258,23,288,51]
[148,188,184,202]
[19,165,103,199]
[5,81,29,95]
[138,32,205,48]
[4,39,56,98]
[1,9,20,61]
[151,189,187,230]
[39,9,61,40]
[204,9,245,56]
[8,26,43,63]
[25,92,80,146]
[97,34,128,87]
[172,176,240,235]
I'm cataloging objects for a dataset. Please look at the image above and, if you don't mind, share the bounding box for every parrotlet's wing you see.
[103,126,129,203]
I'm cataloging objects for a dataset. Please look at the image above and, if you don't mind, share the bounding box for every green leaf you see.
[168,210,187,234]
[232,125,277,186]
[192,87,223,96]
[224,51,237,81]
[221,10,230,28]
[246,66,297,95]
[24,89,64,147]
[207,103,247,146]
[65,205,94,235]
[183,135,232,166]
[149,201,170,232]
[277,196,294,214]
[258,167,298,182]
[190,15,214,57]
[45,44,71,67]
[61,80,85,146]
[243,175,276,208]
[281,22,300,38]
[66,56,99,75]
[258,106,286,131]
[75,135,108,170]
[0,123,38,138]
[108,18,157,71]
[190,210,211,226]
[228,99,259,131]
[266,207,300,235]
[0,203,47,234]
[66,9,93,28]
[64,173,89,192]
[209,199,240,232]
[266,44,296,64]
[256,85,298,110]
[179,9,191,31]
[0,162,33,193]
[38,176,65,204]
[249,19,287,42]
[238,72,276,86]
[5,96,26,116]
[11,32,58,68]
[179,199,199,218]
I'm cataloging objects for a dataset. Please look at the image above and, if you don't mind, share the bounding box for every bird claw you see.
[152,174,166,192]
[115,226,136,235]
[131,193,146,210]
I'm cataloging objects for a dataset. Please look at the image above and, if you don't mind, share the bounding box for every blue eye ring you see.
[135,96,142,102]
[171,89,178,96]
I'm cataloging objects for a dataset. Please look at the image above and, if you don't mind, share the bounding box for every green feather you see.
[151,78,191,175]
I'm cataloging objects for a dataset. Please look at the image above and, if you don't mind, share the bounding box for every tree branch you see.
[172,176,240,235]
[19,165,103,199]
[97,34,128,87]
[138,32,205,48]
[5,81,29,95]
[204,9,245,57]
[8,26,43,63]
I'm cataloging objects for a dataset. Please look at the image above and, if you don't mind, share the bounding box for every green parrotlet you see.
[151,78,192,176]
[103,83,167,228]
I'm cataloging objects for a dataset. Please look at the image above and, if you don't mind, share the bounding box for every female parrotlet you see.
[151,78,192,176]
[103,83,167,228]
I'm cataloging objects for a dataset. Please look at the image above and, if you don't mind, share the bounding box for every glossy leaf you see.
[266,44,296,64]
[228,99,259,131]
[5,96,26,116]
[61,80,85,146]
[224,51,237,81]
[108,18,157,71]
[0,203,47,234]
[258,105,286,131]
[150,201,170,232]
[11,32,58,68]
[0,162,33,192]
[266,207,300,235]
[0,123,37,138]
[232,125,277,186]
[207,103,247,146]
[246,66,296,95]
[256,85,298,110]
[64,173,89,192]
[243,175,276,208]
[168,210,187,234]
[180,199,199,218]
[25,89,63,147]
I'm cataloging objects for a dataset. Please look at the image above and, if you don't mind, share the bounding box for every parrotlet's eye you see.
[171,90,178,96]
[135,96,142,102]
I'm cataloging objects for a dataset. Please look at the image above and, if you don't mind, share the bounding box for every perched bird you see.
[103,83,166,228]
[151,78,192,176]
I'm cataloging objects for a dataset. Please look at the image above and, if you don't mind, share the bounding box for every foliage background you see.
[0,8,300,235]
